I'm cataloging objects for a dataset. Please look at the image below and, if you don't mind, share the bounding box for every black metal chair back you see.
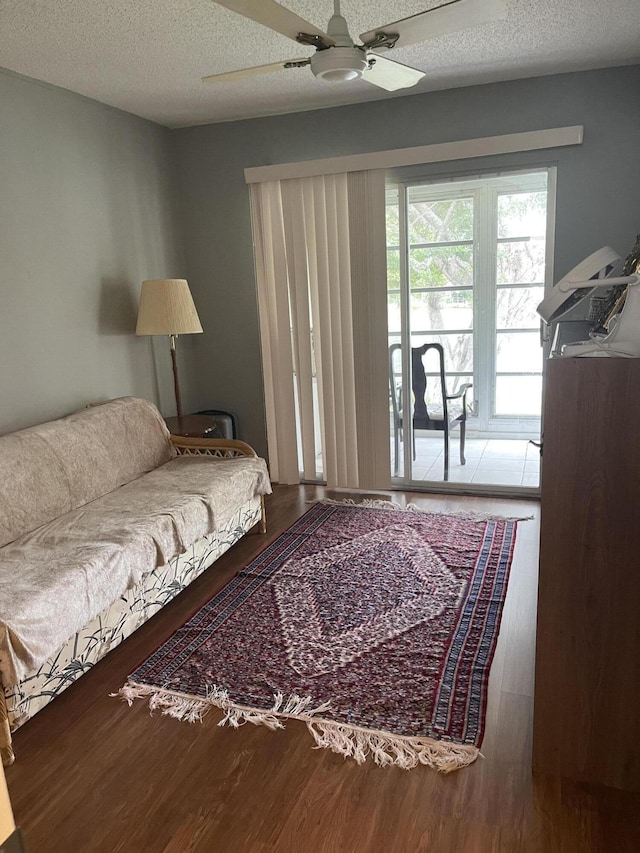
[389,343,472,481]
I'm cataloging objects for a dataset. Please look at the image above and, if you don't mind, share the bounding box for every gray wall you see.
[172,65,640,458]
[2,65,639,451]
[0,70,184,434]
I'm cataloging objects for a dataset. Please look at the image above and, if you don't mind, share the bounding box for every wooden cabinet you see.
[533,358,640,791]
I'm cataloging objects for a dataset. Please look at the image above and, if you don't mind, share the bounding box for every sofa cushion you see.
[0,397,174,548]
[33,397,175,508]
[0,430,73,549]
[0,454,271,686]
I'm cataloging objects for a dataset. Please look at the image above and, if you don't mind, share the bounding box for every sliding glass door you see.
[388,170,553,490]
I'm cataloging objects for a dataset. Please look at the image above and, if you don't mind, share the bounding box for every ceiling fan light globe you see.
[310,46,368,83]
[322,68,360,82]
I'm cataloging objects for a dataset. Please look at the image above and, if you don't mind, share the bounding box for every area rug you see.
[116,500,521,772]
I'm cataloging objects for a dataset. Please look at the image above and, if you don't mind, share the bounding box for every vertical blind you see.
[250,171,390,490]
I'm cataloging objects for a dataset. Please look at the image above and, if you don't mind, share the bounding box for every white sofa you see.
[0,397,271,765]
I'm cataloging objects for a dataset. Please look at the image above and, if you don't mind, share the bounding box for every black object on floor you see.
[195,410,237,440]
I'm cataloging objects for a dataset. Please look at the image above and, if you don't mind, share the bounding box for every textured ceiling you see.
[0,0,638,128]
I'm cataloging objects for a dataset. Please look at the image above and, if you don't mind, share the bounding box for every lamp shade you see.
[136,279,203,336]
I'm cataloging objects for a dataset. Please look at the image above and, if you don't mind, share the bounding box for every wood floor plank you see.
[5,485,640,852]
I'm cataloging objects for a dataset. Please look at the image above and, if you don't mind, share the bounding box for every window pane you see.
[409,245,473,289]
[387,294,401,334]
[495,375,542,417]
[407,196,474,243]
[409,290,473,331]
[497,239,545,285]
[387,248,400,291]
[411,333,473,372]
[496,332,542,372]
[497,286,544,329]
[386,202,400,246]
[497,191,547,239]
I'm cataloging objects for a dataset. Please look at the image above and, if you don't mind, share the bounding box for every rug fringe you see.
[307,719,479,773]
[115,682,212,724]
[115,681,477,772]
[318,497,532,522]
[114,681,331,732]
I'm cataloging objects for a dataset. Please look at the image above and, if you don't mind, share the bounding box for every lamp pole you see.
[169,334,183,419]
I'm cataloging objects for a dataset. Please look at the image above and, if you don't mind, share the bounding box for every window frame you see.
[387,167,557,438]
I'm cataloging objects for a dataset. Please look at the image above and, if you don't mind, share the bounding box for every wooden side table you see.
[164,414,226,439]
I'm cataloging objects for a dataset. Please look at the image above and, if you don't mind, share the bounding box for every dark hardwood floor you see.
[5,486,640,852]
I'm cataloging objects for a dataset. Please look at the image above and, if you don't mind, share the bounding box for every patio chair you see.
[389,343,473,481]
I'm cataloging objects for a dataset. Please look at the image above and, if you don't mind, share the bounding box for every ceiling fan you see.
[202,0,508,92]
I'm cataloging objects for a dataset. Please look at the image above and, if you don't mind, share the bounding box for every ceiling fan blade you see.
[360,0,507,51]
[213,1,333,46]
[202,57,309,83]
[362,54,425,92]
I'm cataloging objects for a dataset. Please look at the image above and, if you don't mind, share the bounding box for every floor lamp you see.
[136,279,203,418]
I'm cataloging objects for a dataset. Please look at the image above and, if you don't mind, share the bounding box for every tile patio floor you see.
[394,435,541,488]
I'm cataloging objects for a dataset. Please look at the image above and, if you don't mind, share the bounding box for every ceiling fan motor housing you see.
[310,45,369,82]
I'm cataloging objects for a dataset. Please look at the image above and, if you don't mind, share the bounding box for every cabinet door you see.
[533,358,640,791]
